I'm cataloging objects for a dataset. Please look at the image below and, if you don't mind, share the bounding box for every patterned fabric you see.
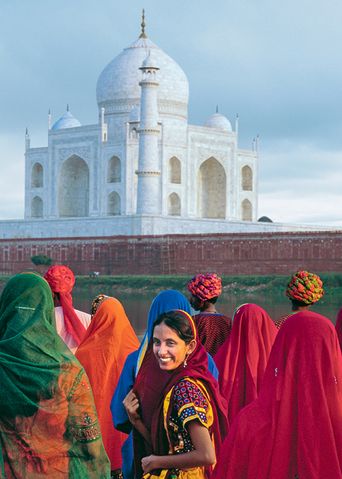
[134,309,227,479]
[159,378,214,479]
[286,270,324,305]
[91,294,110,316]
[0,273,110,478]
[170,378,212,453]
[187,273,222,302]
[193,312,232,356]
[274,314,292,329]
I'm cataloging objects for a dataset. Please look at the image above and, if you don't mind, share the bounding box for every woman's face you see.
[153,322,195,371]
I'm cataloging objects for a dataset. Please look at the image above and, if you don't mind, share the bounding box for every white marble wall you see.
[0,215,336,240]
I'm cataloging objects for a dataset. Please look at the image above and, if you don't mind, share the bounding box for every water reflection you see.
[73,287,339,337]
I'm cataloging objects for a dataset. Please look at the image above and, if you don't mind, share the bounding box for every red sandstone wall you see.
[1,232,342,276]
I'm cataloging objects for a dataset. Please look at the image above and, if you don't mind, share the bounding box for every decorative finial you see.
[66,104,69,112]
[25,127,29,136]
[216,105,219,114]
[140,9,147,38]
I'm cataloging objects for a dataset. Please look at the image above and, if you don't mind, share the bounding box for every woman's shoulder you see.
[171,377,211,411]
[58,361,86,398]
[170,377,213,428]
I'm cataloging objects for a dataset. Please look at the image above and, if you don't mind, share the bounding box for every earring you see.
[183,355,188,368]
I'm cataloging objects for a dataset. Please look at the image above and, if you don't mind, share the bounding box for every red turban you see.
[286,270,324,305]
[187,273,222,302]
[44,265,86,346]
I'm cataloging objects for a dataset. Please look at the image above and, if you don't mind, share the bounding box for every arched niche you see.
[168,193,181,216]
[108,191,121,216]
[107,156,121,183]
[242,165,253,191]
[242,199,252,221]
[58,155,89,217]
[31,163,43,188]
[31,196,43,217]
[169,157,181,184]
[198,157,226,218]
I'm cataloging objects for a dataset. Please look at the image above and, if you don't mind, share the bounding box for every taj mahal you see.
[0,14,324,240]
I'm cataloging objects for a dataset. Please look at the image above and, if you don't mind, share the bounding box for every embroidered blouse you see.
[164,377,213,455]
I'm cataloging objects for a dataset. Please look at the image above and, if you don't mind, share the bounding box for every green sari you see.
[0,273,110,478]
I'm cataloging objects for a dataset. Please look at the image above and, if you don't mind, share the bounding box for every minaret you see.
[235,113,239,138]
[48,109,52,130]
[136,49,161,215]
[25,128,30,151]
[100,106,107,142]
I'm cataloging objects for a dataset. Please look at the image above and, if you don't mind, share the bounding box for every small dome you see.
[51,110,81,130]
[258,216,273,223]
[129,105,140,122]
[204,113,232,132]
[141,50,159,69]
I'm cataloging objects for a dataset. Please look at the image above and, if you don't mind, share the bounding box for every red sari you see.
[214,303,277,424]
[76,297,139,471]
[211,310,342,479]
[336,307,342,350]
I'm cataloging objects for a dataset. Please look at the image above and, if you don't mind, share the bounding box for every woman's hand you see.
[141,454,159,473]
[123,389,140,425]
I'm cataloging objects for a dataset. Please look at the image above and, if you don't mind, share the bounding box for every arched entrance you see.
[58,155,89,217]
[242,199,252,221]
[31,163,43,187]
[31,196,43,217]
[168,193,181,215]
[198,158,226,218]
[108,191,121,215]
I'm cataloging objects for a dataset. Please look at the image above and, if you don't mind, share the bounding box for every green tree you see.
[31,255,53,266]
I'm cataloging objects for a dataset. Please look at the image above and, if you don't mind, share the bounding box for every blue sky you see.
[1,0,342,224]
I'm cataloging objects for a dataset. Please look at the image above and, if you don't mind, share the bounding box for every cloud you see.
[0,0,342,225]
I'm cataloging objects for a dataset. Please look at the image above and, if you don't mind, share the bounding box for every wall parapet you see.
[1,231,342,276]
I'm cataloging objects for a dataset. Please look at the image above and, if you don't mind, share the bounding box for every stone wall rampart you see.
[1,231,342,276]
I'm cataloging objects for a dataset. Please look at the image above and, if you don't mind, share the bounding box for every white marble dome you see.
[205,113,232,132]
[51,110,81,130]
[96,36,189,111]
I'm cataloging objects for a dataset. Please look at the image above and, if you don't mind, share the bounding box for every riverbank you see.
[61,273,342,297]
[1,272,341,297]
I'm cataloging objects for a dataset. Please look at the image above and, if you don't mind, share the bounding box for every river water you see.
[73,287,340,337]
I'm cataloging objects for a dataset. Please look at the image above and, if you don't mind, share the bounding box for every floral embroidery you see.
[70,412,101,443]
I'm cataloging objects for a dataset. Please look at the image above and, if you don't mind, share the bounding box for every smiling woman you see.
[124,310,228,479]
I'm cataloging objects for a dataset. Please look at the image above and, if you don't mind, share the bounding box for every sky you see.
[1,0,342,225]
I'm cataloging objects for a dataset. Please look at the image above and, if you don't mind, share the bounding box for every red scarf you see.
[211,310,342,479]
[214,303,277,424]
[133,310,228,477]
[44,265,86,346]
[336,307,342,350]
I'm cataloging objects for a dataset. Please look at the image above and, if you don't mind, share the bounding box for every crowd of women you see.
[0,265,341,478]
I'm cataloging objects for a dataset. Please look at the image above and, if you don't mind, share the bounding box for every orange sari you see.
[76,297,139,471]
